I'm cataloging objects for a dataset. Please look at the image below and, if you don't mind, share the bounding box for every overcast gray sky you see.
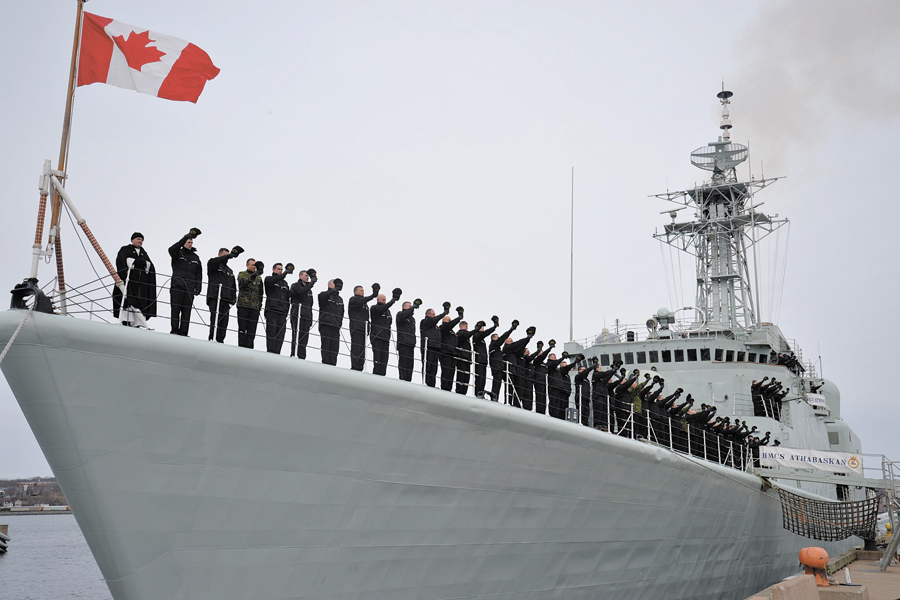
[1,0,898,478]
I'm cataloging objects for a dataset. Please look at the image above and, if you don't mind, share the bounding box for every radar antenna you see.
[652,90,788,334]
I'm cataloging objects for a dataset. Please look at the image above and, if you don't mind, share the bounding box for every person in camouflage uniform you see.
[237,258,264,348]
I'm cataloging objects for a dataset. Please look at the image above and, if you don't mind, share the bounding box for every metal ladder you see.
[879,456,900,571]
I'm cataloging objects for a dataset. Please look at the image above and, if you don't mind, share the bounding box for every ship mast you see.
[653,91,787,334]
[44,0,87,315]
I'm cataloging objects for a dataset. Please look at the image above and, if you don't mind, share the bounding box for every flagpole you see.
[568,166,574,342]
[47,0,86,314]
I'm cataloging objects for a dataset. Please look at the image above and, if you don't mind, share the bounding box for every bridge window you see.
[726,350,734,362]
[612,353,622,364]
[749,353,757,362]
[624,352,634,365]
[737,351,746,362]
[687,348,698,361]
[715,348,724,361]
[674,349,685,362]
[662,350,672,363]
[700,348,710,361]
[758,354,768,364]
[637,351,647,364]
[649,350,659,363]
[600,354,610,366]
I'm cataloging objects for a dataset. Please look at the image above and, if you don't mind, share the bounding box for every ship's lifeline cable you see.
[659,242,675,310]
[63,201,104,284]
[774,224,791,325]
[0,304,36,366]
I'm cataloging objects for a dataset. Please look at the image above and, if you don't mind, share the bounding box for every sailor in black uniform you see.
[502,326,535,408]
[289,269,317,358]
[264,263,291,354]
[574,365,591,425]
[113,232,157,325]
[419,304,449,387]
[206,246,241,342]
[395,298,420,381]
[613,370,639,434]
[489,321,516,401]
[750,378,766,417]
[546,353,574,419]
[348,284,379,371]
[168,228,203,336]
[318,279,344,365]
[589,359,619,430]
[531,341,551,414]
[370,289,399,376]
[639,375,665,442]
[519,348,536,410]
[438,308,463,391]
[471,318,497,397]
[455,319,476,395]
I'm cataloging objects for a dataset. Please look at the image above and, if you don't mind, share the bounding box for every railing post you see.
[119,267,132,323]
[629,403,634,439]
[212,283,222,342]
[503,360,510,406]
[668,416,673,450]
[687,422,691,456]
[531,368,536,412]
[577,390,582,426]
[606,394,610,431]
[703,430,707,461]
[545,373,550,416]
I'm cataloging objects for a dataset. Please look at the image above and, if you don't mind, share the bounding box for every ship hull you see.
[0,311,856,600]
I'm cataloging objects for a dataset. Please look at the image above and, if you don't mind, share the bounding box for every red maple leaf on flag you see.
[112,30,166,71]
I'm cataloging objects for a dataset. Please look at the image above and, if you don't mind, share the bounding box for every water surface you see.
[0,514,112,600]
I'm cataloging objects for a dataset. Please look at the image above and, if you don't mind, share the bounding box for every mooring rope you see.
[0,305,36,366]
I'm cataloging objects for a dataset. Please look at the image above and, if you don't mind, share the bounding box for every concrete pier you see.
[745,550,899,600]
[838,557,900,600]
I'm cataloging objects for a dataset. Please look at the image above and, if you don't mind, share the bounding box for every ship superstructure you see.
[566,92,861,501]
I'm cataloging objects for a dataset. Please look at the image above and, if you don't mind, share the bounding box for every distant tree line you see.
[0,477,67,506]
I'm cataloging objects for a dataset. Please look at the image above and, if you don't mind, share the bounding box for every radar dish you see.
[691,141,748,172]
[717,90,733,99]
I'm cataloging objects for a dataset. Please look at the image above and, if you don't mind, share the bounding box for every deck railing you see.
[22,271,753,473]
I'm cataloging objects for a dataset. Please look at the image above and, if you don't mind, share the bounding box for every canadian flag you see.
[77,12,219,103]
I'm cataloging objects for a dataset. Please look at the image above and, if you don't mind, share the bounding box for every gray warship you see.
[0,91,888,600]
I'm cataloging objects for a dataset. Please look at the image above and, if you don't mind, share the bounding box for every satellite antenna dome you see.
[657,308,670,318]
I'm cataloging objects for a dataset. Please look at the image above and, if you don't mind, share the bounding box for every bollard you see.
[798,547,829,587]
